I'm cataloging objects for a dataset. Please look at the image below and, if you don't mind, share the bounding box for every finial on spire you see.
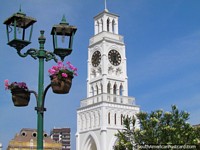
[104,0,108,12]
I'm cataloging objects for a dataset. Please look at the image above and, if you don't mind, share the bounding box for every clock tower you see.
[76,8,140,150]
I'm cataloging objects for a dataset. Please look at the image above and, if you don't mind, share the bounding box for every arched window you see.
[119,84,123,96]
[121,114,123,125]
[108,112,110,124]
[101,83,103,94]
[96,85,99,95]
[107,82,111,94]
[107,18,110,32]
[114,113,117,125]
[91,86,94,96]
[113,83,117,95]
[112,19,115,33]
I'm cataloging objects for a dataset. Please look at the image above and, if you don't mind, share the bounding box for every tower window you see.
[107,18,110,32]
[107,82,111,94]
[91,86,94,96]
[121,114,123,125]
[96,85,99,95]
[113,84,117,95]
[119,84,123,96]
[108,112,110,124]
[114,113,117,125]
[112,19,115,33]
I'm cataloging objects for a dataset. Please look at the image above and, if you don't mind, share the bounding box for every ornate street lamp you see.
[51,15,77,61]
[3,8,77,150]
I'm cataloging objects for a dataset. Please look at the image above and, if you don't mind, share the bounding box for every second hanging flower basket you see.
[48,61,77,94]
[51,75,73,94]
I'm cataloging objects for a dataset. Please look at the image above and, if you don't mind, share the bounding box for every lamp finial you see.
[60,15,69,25]
[17,4,25,15]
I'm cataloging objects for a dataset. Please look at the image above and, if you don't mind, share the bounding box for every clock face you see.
[92,50,101,67]
[108,50,121,66]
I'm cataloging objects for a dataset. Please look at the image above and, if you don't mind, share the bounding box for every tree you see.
[114,105,200,150]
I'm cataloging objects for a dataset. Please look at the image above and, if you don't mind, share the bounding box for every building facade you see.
[76,8,140,150]
[7,128,62,150]
[50,128,71,150]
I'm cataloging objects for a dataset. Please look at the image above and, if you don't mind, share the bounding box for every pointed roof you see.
[94,9,119,20]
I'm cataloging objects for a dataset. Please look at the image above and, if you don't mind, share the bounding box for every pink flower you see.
[48,61,78,78]
[4,79,9,90]
[48,68,56,75]
[73,67,78,72]
[52,66,59,71]
[4,80,28,90]
[57,61,64,69]
[61,73,68,78]
[66,61,77,72]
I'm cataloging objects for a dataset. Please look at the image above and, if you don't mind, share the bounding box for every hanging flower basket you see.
[48,61,77,94]
[4,80,30,107]
[11,88,30,107]
[51,75,73,94]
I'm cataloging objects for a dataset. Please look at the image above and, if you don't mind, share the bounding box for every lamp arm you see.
[17,48,58,62]
[45,51,58,62]
[30,84,51,113]
[29,90,38,104]
[17,48,38,60]
[41,83,51,111]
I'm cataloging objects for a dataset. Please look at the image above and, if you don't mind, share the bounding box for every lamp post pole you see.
[37,30,46,149]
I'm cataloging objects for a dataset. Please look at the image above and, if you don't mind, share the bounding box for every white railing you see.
[80,93,135,107]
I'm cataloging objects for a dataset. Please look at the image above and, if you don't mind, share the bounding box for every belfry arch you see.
[82,132,100,150]
[109,136,118,150]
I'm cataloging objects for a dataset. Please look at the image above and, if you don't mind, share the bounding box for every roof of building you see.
[10,128,56,143]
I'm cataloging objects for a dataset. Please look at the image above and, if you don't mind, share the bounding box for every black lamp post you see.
[3,8,77,150]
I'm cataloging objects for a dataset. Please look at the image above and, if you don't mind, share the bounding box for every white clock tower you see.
[76,8,140,150]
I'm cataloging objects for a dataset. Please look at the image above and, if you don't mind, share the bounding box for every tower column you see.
[94,21,98,35]
[115,20,118,34]
[76,133,79,150]
[100,130,107,150]
[109,21,112,33]
[99,21,103,32]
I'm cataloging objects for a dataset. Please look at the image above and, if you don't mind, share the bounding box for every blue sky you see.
[1,0,200,149]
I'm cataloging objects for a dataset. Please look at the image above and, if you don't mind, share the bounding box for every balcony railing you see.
[80,93,135,107]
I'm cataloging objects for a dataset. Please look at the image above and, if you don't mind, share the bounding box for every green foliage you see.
[114,105,200,150]
[114,116,135,150]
